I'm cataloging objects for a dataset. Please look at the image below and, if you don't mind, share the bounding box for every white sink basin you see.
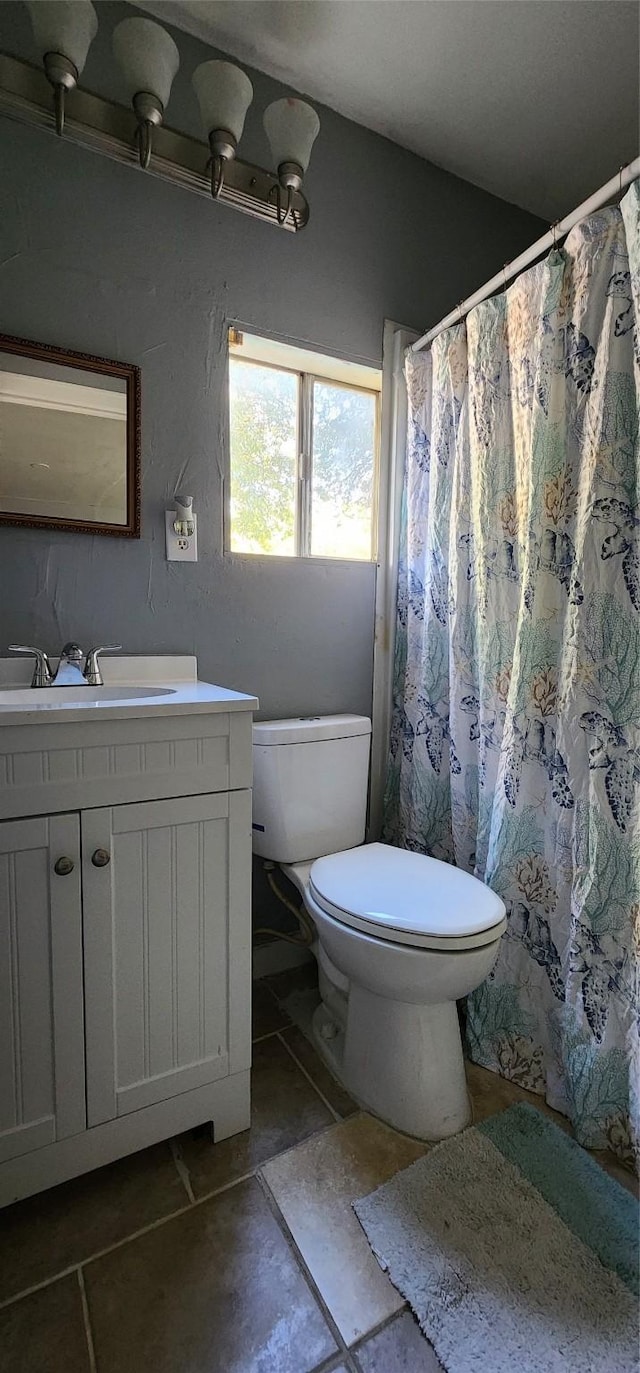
[0,685,176,706]
[0,656,258,725]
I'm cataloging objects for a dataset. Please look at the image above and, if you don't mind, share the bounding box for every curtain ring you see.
[551,221,558,248]
[619,165,624,198]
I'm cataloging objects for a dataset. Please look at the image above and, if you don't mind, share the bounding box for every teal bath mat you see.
[354,1103,639,1373]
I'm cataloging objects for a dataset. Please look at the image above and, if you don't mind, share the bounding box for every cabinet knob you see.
[91,848,111,868]
[54,856,75,876]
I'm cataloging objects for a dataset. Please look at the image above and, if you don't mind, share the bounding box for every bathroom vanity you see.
[0,656,257,1206]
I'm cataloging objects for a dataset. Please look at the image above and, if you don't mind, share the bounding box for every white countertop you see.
[0,655,259,726]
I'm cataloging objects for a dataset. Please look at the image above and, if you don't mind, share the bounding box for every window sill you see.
[224,550,377,568]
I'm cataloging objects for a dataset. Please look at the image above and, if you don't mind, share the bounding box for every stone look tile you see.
[85,1176,336,1373]
[0,1274,91,1373]
[282,1025,358,1119]
[466,1059,558,1124]
[0,1143,187,1304]
[355,1312,444,1372]
[262,1113,427,1346]
[252,979,291,1039]
[179,1035,333,1198]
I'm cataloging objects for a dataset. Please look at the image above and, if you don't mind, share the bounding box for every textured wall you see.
[0,2,542,722]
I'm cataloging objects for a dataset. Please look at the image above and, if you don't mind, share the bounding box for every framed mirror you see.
[0,334,140,537]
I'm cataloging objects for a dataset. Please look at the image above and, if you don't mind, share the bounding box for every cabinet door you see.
[0,815,85,1162]
[83,791,252,1125]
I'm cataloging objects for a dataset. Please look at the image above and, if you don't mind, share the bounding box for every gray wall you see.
[0,1,542,721]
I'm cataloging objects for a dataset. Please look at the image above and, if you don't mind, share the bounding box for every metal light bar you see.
[0,52,309,231]
[412,156,640,351]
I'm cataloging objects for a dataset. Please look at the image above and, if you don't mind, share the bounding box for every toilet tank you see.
[252,715,372,863]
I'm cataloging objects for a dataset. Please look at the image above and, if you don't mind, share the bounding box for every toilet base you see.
[312,1001,346,1081]
[313,987,471,1140]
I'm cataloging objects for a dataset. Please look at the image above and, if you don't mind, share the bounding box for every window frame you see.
[226,344,381,564]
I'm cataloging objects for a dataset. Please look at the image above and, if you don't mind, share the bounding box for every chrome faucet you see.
[8,642,121,687]
[53,642,88,686]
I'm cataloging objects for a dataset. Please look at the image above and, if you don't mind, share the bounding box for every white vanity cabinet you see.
[0,814,86,1163]
[0,663,257,1207]
[82,791,250,1126]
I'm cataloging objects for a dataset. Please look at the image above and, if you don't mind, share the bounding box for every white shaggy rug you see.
[354,1105,639,1373]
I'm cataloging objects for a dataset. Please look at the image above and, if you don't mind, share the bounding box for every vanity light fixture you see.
[26,0,98,135]
[3,12,320,231]
[192,60,253,199]
[263,98,321,226]
[112,16,180,170]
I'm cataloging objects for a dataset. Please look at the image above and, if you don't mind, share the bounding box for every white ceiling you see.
[0,403,126,522]
[137,0,639,219]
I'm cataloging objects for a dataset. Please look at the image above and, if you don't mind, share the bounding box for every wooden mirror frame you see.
[0,333,141,538]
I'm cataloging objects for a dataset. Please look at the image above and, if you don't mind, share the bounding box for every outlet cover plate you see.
[165,510,198,561]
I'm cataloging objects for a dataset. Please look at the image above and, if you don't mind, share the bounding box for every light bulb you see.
[263,98,320,181]
[263,98,319,225]
[113,17,180,169]
[192,61,253,197]
[26,0,98,135]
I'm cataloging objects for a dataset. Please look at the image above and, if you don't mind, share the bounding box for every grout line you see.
[169,1138,196,1204]
[312,1353,360,1373]
[259,1166,406,1371]
[0,1196,214,1314]
[184,1113,352,1212]
[0,1267,85,1314]
[349,1306,408,1355]
[251,1026,290,1044]
[257,1171,350,1359]
[174,1164,259,1208]
[77,1268,97,1373]
[0,1118,357,1314]
[276,1030,342,1123]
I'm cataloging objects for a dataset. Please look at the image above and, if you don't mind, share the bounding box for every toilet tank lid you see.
[253,714,372,746]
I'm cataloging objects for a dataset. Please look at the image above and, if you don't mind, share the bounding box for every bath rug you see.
[354,1103,639,1373]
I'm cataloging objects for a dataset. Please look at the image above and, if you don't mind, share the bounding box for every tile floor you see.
[0,966,636,1373]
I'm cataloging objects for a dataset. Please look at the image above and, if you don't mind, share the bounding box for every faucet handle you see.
[8,645,53,688]
[84,645,122,687]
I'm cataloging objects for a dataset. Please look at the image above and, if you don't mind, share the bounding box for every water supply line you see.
[253,862,315,947]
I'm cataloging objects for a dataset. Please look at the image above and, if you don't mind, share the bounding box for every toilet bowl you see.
[284,844,505,1138]
[253,715,506,1140]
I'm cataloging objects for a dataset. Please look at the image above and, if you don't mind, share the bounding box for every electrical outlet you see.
[165,510,198,561]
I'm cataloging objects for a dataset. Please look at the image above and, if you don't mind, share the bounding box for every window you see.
[228,331,381,560]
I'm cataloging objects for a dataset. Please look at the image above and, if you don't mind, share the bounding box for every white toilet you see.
[252,714,506,1140]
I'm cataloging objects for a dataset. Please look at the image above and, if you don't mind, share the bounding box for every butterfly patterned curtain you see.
[385,182,640,1168]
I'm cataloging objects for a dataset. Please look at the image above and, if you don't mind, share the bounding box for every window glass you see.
[229,359,297,555]
[228,335,380,560]
[310,382,376,560]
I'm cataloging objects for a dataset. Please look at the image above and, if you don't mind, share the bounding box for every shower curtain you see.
[385,181,640,1166]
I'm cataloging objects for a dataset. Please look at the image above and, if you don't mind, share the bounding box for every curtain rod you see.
[412,157,640,353]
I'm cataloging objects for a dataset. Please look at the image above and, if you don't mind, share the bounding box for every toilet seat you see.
[308,842,507,951]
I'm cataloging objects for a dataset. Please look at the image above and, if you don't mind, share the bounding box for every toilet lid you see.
[308,843,506,950]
